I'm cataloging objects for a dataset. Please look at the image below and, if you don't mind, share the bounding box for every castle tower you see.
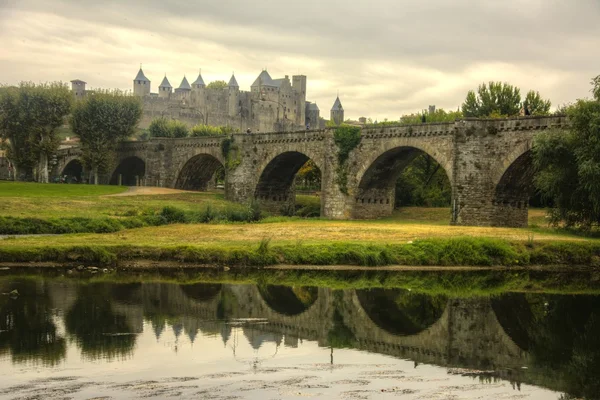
[158,75,172,98]
[292,75,307,125]
[133,67,151,97]
[305,102,320,129]
[174,76,191,100]
[330,96,344,125]
[227,74,239,118]
[70,79,87,100]
[192,71,206,89]
[191,71,206,109]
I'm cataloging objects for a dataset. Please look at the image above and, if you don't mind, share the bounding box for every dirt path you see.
[106,186,194,196]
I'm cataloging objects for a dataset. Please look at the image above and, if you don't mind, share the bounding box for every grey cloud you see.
[1,0,599,119]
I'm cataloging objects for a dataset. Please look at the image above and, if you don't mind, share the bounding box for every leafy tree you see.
[399,108,463,124]
[148,117,189,138]
[533,76,600,229]
[170,120,189,138]
[462,81,523,117]
[395,154,451,207]
[190,124,235,137]
[296,160,321,191]
[0,82,72,182]
[148,117,171,137]
[70,90,142,184]
[524,90,552,115]
[207,80,227,90]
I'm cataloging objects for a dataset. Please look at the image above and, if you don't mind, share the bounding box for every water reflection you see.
[0,278,598,399]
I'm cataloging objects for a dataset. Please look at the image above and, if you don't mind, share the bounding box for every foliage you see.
[296,160,321,191]
[190,124,235,137]
[395,154,451,207]
[2,236,600,268]
[71,90,142,183]
[0,82,72,182]
[533,81,600,230]
[221,136,240,170]
[207,80,228,90]
[399,108,463,124]
[592,74,600,101]
[148,117,189,138]
[333,125,361,194]
[524,90,552,115]
[462,81,547,118]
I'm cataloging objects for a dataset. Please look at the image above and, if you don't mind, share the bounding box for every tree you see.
[461,81,523,117]
[207,80,227,90]
[399,108,463,124]
[533,76,600,229]
[148,117,189,138]
[70,90,142,184]
[0,82,72,182]
[147,117,171,138]
[524,90,552,115]
[395,153,451,207]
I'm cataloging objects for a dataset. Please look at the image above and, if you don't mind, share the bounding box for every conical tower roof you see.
[228,74,239,88]
[251,70,275,87]
[192,72,205,87]
[134,68,150,82]
[159,75,172,88]
[331,96,343,111]
[178,76,191,90]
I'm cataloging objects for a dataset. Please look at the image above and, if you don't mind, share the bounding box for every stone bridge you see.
[54,115,568,227]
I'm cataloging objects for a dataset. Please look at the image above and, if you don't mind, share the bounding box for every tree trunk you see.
[94,166,99,185]
[38,151,49,183]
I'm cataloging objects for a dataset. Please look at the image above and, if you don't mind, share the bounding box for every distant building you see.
[72,66,346,133]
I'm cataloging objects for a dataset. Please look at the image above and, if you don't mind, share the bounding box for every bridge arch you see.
[491,145,534,227]
[60,158,84,182]
[254,151,323,214]
[174,153,225,191]
[355,288,447,336]
[353,144,453,219]
[257,285,319,316]
[110,156,146,186]
[180,283,222,302]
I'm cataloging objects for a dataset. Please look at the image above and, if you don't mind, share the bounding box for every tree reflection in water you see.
[0,279,66,366]
[257,285,318,316]
[493,293,600,399]
[65,283,138,361]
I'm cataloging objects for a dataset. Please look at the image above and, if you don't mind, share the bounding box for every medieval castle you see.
[71,67,345,132]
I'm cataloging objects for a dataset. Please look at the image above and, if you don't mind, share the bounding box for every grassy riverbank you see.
[3,267,600,296]
[1,181,598,268]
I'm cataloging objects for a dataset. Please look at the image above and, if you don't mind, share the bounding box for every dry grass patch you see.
[0,220,586,249]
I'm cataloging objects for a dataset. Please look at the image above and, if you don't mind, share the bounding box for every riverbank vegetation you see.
[3,268,600,297]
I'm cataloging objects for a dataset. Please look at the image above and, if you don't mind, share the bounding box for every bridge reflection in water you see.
[0,279,598,398]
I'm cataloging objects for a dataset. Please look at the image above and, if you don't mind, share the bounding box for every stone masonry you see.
[54,115,568,227]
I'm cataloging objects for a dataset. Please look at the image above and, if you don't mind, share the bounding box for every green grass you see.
[0,181,127,197]
[1,237,599,268]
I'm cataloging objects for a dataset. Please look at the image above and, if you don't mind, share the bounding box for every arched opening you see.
[175,154,225,191]
[180,283,222,302]
[60,159,84,183]
[258,285,318,316]
[110,156,145,186]
[492,151,534,227]
[255,151,322,216]
[356,288,447,336]
[355,147,451,219]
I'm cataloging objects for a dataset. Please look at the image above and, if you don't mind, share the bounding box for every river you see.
[0,273,598,399]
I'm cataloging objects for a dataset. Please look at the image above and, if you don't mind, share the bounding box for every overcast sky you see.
[1,0,599,120]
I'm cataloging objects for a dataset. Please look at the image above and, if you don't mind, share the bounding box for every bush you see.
[148,117,189,138]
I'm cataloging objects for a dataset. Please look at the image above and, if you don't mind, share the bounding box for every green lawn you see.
[0,181,127,197]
